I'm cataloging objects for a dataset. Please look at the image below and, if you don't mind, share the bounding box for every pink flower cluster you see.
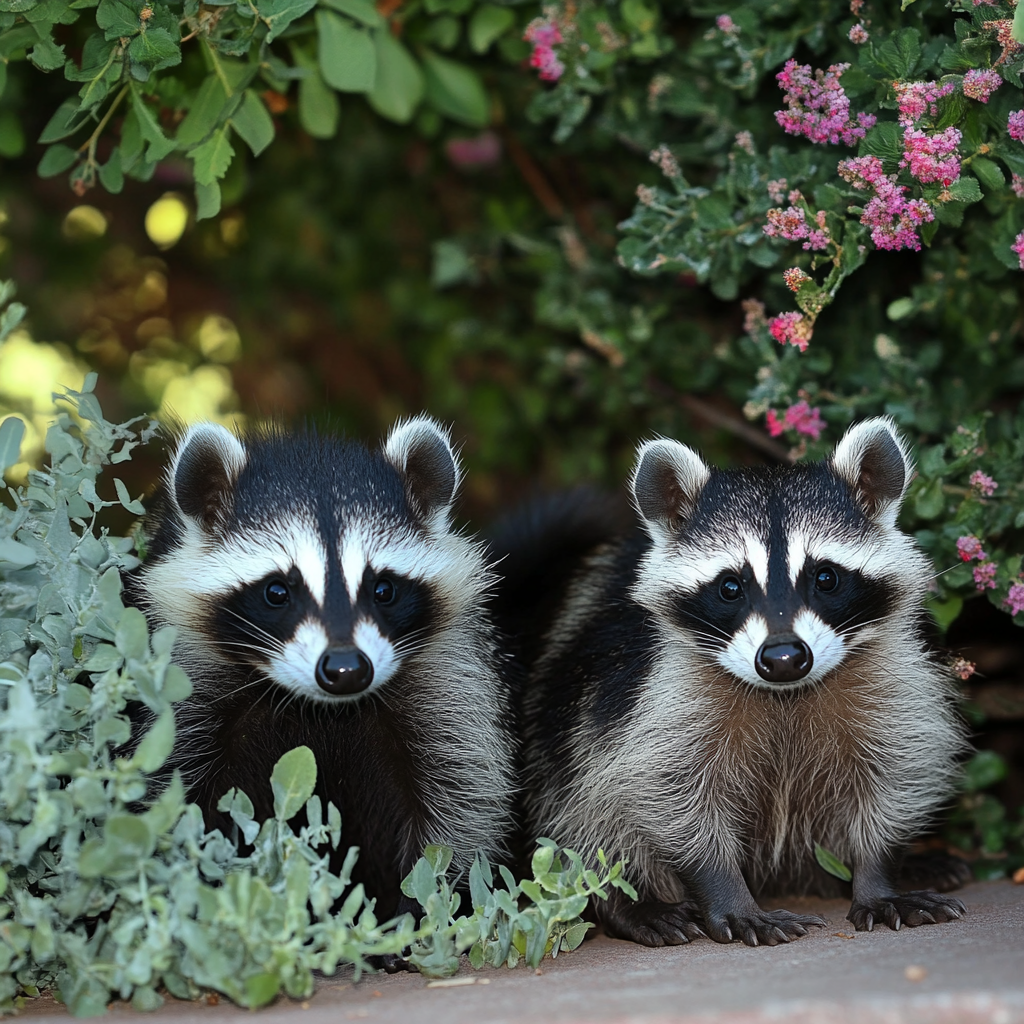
[766,178,788,203]
[774,60,876,146]
[974,561,998,590]
[950,657,976,681]
[969,470,998,496]
[957,535,998,591]
[848,24,868,44]
[838,155,935,251]
[1014,231,1024,270]
[716,14,739,34]
[768,311,811,351]
[963,68,1003,103]
[902,126,962,185]
[1006,582,1024,617]
[766,401,825,440]
[763,205,830,250]
[524,17,564,81]
[957,535,986,561]
[1012,173,1024,198]
[1010,110,1024,142]
[894,80,955,127]
[783,267,811,292]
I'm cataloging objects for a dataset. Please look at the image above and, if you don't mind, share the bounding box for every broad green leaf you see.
[129,84,175,161]
[37,143,77,177]
[0,537,36,568]
[1012,0,1024,44]
[231,89,274,156]
[195,180,221,221]
[128,26,180,73]
[316,10,375,93]
[947,175,982,204]
[190,125,235,186]
[298,65,339,138]
[367,31,422,123]
[113,476,145,514]
[319,0,382,27]
[96,0,139,38]
[262,0,317,43]
[133,706,175,772]
[971,156,1004,192]
[29,37,65,71]
[813,843,852,882]
[176,74,230,149]
[38,97,87,143]
[115,605,149,660]
[421,49,487,127]
[98,147,124,193]
[469,4,513,53]
[0,414,25,474]
[243,973,280,1009]
[271,745,317,819]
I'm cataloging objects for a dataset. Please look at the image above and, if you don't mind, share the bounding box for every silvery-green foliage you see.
[404,840,637,978]
[0,341,637,1012]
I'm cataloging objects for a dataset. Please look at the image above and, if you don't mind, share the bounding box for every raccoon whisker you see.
[222,608,287,647]
[927,562,961,581]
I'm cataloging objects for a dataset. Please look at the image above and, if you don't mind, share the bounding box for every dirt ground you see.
[19,879,1024,1024]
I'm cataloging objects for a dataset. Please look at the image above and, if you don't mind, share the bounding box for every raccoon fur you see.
[126,417,516,920]
[510,418,969,947]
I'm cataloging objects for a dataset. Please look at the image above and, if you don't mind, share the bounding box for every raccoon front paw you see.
[602,900,706,947]
[847,890,966,932]
[898,851,973,893]
[704,908,827,947]
[372,953,418,974]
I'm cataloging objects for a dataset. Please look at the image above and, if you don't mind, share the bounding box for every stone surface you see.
[20,880,1024,1023]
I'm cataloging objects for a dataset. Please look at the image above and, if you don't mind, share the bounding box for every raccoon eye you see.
[815,564,839,592]
[719,576,743,601]
[265,580,290,607]
[374,577,396,605]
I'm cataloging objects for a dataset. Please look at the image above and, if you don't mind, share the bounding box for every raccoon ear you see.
[169,423,246,534]
[384,416,460,529]
[830,416,912,524]
[631,438,710,544]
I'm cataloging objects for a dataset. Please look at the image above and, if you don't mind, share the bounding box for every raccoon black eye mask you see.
[512,417,968,948]
[125,417,515,924]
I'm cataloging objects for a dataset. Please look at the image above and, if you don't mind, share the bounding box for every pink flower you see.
[838,155,935,251]
[766,409,784,437]
[783,267,811,292]
[902,126,962,185]
[1006,582,1024,616]
[650,144,681,178]
[774,60,875,146]
[1013,231,1024,270]
[987,19,1024,66]
[524,17,564,81]
[848,24,868,44]
[716,14,739,33]
[963,68,1003,103]
[957,535,986,562]
[893,80,956,127]
[974,561,998,590]
[445,131,502,170]
[768,311,811,351]
[969,470,998,497]
[767,179,788,203]
[742,298,767,336]
[1008,110,1024,142]
[1012,173,1024,198]
[951,657,976,681]
[734,130,755,155]
[765,402,826,440]
[763,205,831,251]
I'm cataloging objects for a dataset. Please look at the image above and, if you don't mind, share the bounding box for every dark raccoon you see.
[506,418,968,947]
[126,417,515,920]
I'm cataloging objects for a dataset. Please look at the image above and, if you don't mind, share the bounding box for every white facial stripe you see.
[787,528,899,585]
[792,608,846,684]
[341,521,462,592]
[650,550,736,594]
[266,619,328,701]
[353,618,398,692]
[743,533,769,590]
[716,613,767,686]
[786,531,808,585]
[340,531,367,604]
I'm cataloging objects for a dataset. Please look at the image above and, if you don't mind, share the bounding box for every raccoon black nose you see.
[755,637,813,684]
[316,647,374,695]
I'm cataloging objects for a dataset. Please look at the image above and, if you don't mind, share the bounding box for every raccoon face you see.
[141,417,468,704]
[631,418,925,691]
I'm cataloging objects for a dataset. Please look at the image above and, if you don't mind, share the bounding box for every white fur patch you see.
[716,613,767,686]
[792,608,846,684]
[742,533,769,590]
[266,619,329,700]
[340,531,368,604]
[353,618,398,691]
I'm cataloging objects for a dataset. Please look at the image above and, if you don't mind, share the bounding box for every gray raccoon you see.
[519,418,968,947]
[126,417,515,920]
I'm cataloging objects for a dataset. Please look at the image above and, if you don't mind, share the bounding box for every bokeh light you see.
[62,205,108,241]
[144,195,189,250]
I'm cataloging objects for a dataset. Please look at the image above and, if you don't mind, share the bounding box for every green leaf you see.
[243,973,281,1009]
[319,0,382,28]
[914,478,944,519]
[0,414,25,475]
[1012,0,1024,45]
[38,97,87,143]
[971,157,1004,192]
[129,83,175,160]
[29,36,65,71]
[96,0,139,38]
[261,0,317,43]
[926,595,962,633]
[113,476,145,514]
[947,175,982,204]
[814,842,852,882]
[37,143,77,177]
[367,30,422,123]
[128,26,180,73]
[231,89,274,156]
[316,10,375,93]
[98,147,124,193]
[298,65,339,138]
[190,125,235,186]
[271,745,317,819]
[468,4,513,53]
[176,74,230,149]
[195,180,221,221]
[132,707,175,772]
[421,49,487,127]
[115,605,149,660]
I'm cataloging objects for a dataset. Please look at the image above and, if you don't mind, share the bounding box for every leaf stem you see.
[78,84,129,165]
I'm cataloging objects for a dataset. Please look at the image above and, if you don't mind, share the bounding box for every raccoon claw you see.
[602,900,706,947]
[706,909,826,947]
[847,891,966,932]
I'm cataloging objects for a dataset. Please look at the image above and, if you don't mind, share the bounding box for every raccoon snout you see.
[755,636,813,684]
[316,647,375,695]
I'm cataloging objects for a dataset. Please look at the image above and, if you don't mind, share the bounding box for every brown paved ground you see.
[20,880,1024,1023]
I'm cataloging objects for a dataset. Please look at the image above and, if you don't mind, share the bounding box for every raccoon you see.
[127,417,515,920]
[514,418,969,947]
